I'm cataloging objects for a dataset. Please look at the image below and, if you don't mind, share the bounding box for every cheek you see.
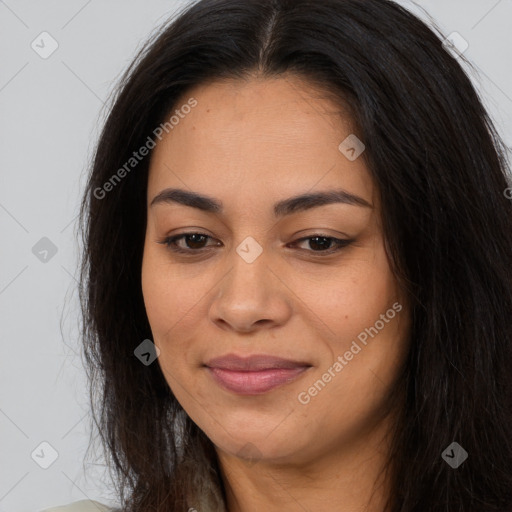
[141,255,172,338]
[298,250,398,346]
[141,253,198,398]
[316,268,407,413]
[141,246,217,397]
[141,246,207,340]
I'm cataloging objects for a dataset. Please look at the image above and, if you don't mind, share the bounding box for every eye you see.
[288,235,353,255]
[157,232,353,256]
[158,232,219,254]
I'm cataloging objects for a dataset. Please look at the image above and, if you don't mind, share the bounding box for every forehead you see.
[147,75,373,211]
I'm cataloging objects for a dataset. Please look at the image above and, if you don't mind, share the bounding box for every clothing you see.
[40,500,114,512]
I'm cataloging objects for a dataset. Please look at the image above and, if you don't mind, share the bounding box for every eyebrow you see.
[150,187,372,217]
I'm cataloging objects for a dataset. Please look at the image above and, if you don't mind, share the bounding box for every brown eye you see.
[158,232,352,257]
[178,233,209,250]
[290,235,353,255]
[305,236,336,251]
[158,232,219,254]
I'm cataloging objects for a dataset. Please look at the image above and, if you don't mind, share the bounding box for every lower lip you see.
[206,367,310,395]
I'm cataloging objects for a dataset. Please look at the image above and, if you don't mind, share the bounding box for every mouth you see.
[204,354,312,395]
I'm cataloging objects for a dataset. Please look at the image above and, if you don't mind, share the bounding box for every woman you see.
[44,0,512,510]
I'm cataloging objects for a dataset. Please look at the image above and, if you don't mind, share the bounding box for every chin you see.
[203,420,306,463]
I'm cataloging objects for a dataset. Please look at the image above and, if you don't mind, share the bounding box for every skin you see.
[141,74,410,512]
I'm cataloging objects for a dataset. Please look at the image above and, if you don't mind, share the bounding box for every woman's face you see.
[141,75,409,466]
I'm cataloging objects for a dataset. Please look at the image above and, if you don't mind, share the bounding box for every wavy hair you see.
[77,0,512,510]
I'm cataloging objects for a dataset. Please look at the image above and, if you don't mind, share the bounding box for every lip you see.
[204,354,312,395]
[205,353,311,371]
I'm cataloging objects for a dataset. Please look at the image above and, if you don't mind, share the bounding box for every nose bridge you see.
[221,238,271,304]
[209,236,292,331]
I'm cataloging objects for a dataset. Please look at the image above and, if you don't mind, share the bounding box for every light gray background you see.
[1,1,511,511]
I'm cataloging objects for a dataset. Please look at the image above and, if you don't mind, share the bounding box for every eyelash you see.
[157,232,353,256]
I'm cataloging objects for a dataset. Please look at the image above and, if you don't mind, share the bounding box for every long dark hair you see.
[77,0,512,510]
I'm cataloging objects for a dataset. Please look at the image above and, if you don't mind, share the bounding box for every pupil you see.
[310,236,331,251]
[186,234,206,249]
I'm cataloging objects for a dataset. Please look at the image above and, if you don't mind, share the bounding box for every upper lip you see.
[205,354,312,371]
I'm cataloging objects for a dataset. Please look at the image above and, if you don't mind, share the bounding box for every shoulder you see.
[39,500,115,512]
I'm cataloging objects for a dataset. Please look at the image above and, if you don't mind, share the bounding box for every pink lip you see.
[204,354,311,395]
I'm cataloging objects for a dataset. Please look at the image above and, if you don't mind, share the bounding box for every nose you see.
[208,246,293,334]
